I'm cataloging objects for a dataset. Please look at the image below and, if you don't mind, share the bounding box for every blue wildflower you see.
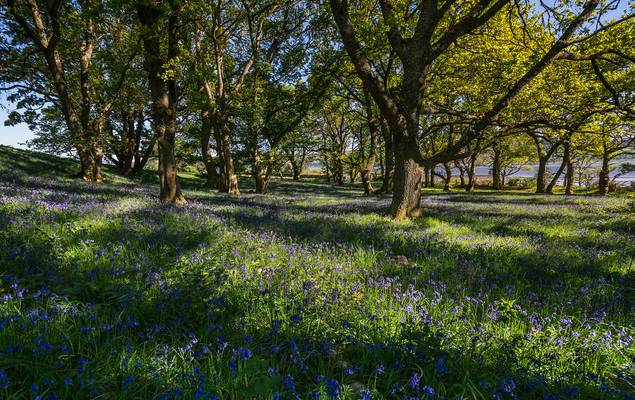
[325,378,340,399]
[283,375,295,392]
[228,359,237,375]
[238,347,252,361]
[435,356,448,374]
[409,373,421,391]
[122,375,134,389]
[0,370,9,390]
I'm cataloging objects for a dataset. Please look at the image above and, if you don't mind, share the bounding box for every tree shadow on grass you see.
[0,173,633,398]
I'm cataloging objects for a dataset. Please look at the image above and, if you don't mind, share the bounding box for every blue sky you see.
[0,106,34,148]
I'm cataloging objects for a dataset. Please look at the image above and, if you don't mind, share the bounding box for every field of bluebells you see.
[0,146,633,400]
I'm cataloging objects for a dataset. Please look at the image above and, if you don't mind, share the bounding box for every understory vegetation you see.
[0,147,633,399]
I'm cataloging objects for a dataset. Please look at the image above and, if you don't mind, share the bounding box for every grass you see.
[0,146,633,400]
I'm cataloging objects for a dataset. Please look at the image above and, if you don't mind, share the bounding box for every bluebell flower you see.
[325,378,340,399]
[122,375,134,389]
[409,373,421,391]
[238,347,252,361]
[0,370,9,390]
[435,356,448,374]
[360,389,372,400]
[228,359,237,375]
[283,375,295,392]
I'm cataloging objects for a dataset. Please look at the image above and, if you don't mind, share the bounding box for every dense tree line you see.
[1,0,633,218]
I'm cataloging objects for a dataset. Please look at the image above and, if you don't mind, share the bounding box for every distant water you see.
[307,161,635,184]
[469,161,635,184]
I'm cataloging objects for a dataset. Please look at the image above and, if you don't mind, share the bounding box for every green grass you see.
[0,146,633,399]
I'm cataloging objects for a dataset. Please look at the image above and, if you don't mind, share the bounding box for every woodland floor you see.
[0,145,633,399]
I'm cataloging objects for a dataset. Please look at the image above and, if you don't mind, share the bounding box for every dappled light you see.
[0,146,633,399]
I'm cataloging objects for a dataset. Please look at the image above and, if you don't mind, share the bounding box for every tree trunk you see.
[118,109,136,174]
[466,154,477,192]
[360,89,377,195]
[536,158,548,193]
[535,140,561,194]
[254,164,269,193]
[423,166,430,188]
[291,159,302,180]
[598,148,610,196]
[455,161,466,187]
[443,163,452,191]
[389,138,423,220]
[201,110,219,188]
[137,1,185,205]
[378,119,394,194]
[132,113,156,176]
[546,141,570,194]
[220,125,240,195]
[349,168,357,184]
[252,144,269,194]
[212,131,228,191]
[565,153,574,195]
[492,143,501,190]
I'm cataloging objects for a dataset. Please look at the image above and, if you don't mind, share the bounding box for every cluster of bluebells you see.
[0,168,633,399]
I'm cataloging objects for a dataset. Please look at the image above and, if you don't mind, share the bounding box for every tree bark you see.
[220,125,240,195]
[455,161,466,187]
[598,146,610,195]
[565,152,574,195]
[546,141,570,194]
[360,89,377,195]
[132,110,156,175]
[377,119,394,194]
[291,158,302,180]
[389,137,423,220]
[201,110,219,188]
[492,143,502,190]
[535,140,561,194]
[443,163,452,191]
[137,0,185,204]
[466,153,477,192]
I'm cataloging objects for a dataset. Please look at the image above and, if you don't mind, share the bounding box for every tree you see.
[136,0,185,204]
[329,0,626,219]
[2,0,135,181]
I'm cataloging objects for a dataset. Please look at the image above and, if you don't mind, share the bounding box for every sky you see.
[0,106,34,149]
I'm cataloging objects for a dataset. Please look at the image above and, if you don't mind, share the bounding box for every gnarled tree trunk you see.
[389,137,423,220]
